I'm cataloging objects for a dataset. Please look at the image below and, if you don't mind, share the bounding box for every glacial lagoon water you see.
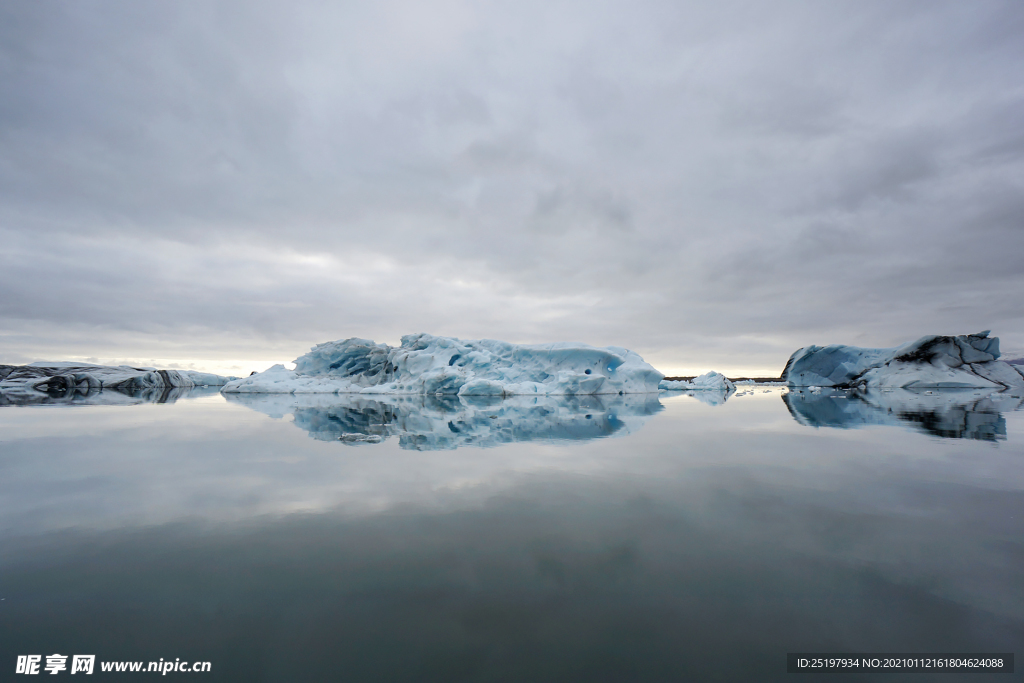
[1,387,1022,681]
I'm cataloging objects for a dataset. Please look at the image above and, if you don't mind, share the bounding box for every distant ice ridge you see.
[222,334,664,396]
[0,363,237,397]
[659,371,736,392]
[782,331,1024,390]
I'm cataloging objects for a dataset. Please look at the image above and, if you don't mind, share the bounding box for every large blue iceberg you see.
[782,331,1024,390]
[222,334,664,396]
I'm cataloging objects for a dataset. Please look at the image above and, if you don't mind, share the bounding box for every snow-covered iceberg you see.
[223,392,664,450]
[0,362,237,404]
[658,372,737,405]
[782,331,1024,390]
[659,371,736,392]
[222,334,664,396]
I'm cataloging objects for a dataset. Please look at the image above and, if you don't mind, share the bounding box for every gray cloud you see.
[1,0,1023,373]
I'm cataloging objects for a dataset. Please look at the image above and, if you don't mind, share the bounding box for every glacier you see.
[782,331,1024,390]
[221,334,664,396]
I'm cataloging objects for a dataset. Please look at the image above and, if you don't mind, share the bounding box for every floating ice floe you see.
[658,371,736,392]
[222,334,664,396]
[0,362,237,403]
[782,331,1024,390]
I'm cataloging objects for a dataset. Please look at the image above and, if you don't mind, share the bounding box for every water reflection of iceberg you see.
[0,385,222,407]
[224,393,664,450]
[783,388,1024,441]
[682,388,734,406]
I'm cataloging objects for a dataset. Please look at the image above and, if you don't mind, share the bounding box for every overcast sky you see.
[1,0,1022,376]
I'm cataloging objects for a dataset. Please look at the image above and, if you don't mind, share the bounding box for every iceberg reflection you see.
[0,385,222,407]
[224,392,665,450]
[783,388,1024,441]
[679,388,735,406]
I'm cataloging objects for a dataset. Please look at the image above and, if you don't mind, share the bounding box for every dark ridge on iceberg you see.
[891,330,999,364]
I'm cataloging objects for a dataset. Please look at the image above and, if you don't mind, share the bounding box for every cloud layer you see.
[2,0,1022,375]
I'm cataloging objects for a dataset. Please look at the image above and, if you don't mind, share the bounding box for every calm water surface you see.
[1,387,1022,681]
